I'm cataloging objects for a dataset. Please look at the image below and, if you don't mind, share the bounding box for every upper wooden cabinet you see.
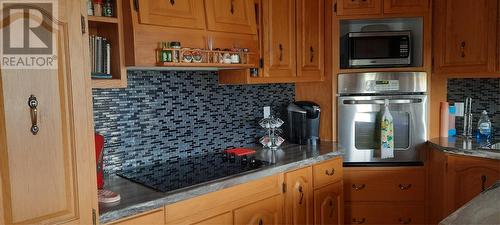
[285,167,314,225]
[137,0,206,29]
[337,0,382,16]
[433,0,498,75]
[205,0,258,34]
[383,0,429,14]
[313,181,344,225]
[261,0,297,78]
[296,0,325,81]
[0,0,96,224]
[234,195,284,225]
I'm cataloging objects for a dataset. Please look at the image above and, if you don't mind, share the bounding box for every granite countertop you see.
[99,141,343,224]
[428,137,500,160]
[440,181,500,225]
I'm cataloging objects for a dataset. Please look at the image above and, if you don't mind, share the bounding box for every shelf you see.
[88,16,118,24]
[338,67,427,74]
[156,62,256,69]
[92,78,127,88]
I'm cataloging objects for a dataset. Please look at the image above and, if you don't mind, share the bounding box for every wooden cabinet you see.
[192,213,233,225]
[383,0,429,14]
[284,167,314,225]
[261,0,297,79]
[345,203,425,225]
[313,158,343,188]
[234,195,284,225]
[137,0,206,29]
[336,0,382,16]
[296,0,325,81]
[433,0,498,75]
[0,0,96,224]
[313,181,344,225]
[108,209,165,225]
[205,0,257,34]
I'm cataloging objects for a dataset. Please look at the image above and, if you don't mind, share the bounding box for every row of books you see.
[90,35,112,79]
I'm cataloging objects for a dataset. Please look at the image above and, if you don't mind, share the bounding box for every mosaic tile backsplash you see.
[447,78,500,139]
[93,70,295,174]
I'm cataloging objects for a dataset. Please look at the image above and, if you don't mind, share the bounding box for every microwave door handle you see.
[343,99,420,105]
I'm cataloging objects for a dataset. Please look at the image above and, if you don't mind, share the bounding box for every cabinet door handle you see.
[352,218,366,224]
[258,219,263,225]
[460,41,466,58]
[278,44,284,62]
[325,168,335,176]
[169,0,175,5]
[329,199,335,218]
[352,184,365,190]
[399,184,412,190]
[28,95,39,135]
[481,175,487,191]
[298,186,304,205]
[310,46,314,63]
[399,218,412,224]
[230,0,235,14]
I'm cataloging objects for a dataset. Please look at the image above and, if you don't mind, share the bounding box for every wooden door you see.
[383,0,429,14]
[433,0,498,74]
[192,213,232,225]
[234,195,283,225]
[285,167,313,225]
[137,0,206,29]
[205,0,257,34]
[0,0,96,224]
[314,182,343,225]
[336,0,382,16]
[261,0,297,78]
[296,0,324,81]
[450,156,500,209]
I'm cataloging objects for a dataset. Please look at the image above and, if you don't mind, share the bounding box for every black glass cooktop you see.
[117,152,271,193]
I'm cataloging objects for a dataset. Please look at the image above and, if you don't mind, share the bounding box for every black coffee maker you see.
[287,101,321,145]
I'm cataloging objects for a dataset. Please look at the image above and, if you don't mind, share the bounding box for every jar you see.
[103,0,113,17]
[183,50,193,63]
[192,50,203,63]
[170,41,181,62]
[223,53,232,64]
[93,0,103,16]
[230,53,240,64]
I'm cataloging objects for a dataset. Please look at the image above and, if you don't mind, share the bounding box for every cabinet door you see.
[234,195,283,225]
[137,0,206,29]
[261,0,297,78]
[0,0,96,224]
[285,167,314,225]
[205,0,257,34]
[192,213,232,225]
[433,0,498,74]
[383,0,429,14]
[314,182,343,225]
[336,0,382,16]
[296,0,324,81]
[111,209,165,225]
[345,203,425,225]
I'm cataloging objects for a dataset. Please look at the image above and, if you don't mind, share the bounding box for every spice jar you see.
[103,0,113,17]
[170,41,181,63]
[93,0,103,16]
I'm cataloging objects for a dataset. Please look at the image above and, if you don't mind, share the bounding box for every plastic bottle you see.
[477,110,492,140]
[381,99,394,159]
[448,105,456,137]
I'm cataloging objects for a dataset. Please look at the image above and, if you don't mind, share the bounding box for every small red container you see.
[94,133,105,189]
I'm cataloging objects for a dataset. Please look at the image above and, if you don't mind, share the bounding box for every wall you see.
[93,70,294,173]
[447,78,500,139]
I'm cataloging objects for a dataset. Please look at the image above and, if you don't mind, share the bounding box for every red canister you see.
[94,133,105,189]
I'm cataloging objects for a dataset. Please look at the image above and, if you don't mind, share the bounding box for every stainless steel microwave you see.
[347,31,411,68]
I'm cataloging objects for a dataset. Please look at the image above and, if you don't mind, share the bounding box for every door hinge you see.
[92,208,97,225]
[133,0,139,11]
[259,58,264,68]
[282,183,287,193]
[333,3,337,13]
[81,15,86,34]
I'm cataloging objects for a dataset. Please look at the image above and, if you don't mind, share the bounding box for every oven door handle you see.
[342,99,421,105]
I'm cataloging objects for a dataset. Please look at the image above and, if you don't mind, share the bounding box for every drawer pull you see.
[325,168,335,176]
[258,219,263,225]
[352,218,366,224]
[399,218,412,224]
[352,184,366,191]
[298,186,304,205]
[399,184,412,190]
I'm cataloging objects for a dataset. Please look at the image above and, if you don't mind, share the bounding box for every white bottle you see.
[477,110,492,140]
[381,99,394,159]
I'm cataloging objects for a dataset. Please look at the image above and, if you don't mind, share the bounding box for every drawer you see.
[107,209,165,225]
[313,158,343,188]
[344,167,425,202]
[345,203,425,225]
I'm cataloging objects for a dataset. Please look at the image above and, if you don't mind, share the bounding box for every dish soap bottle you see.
[381,99,394,159]
[477,110,492,141]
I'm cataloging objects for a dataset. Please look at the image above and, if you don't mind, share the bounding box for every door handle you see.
[481,175,487,191]
[460,41,466,58]
[343,99,422,105]
[230,0,235,14]
[169,0,175,5]
[399,184,412,190]
[325,168,335,176]
[310,46,314,63]
[298,186,304,205]
[399,218,412,224]
[352,184,366,191]
[279,44,284,62]
[352,218,366,224]
[28,95,39,135]
[258,219,263,225]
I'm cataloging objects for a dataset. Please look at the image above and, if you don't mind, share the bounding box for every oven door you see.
[338,95,427,164]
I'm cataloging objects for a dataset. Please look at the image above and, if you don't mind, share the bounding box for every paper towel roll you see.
[440,102,449,137]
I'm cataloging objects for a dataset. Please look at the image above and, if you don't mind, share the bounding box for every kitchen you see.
[0,0,499,225]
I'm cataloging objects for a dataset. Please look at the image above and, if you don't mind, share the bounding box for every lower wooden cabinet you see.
[192,213,233,225]
[284,167,314,225]
[313,181,344,225]
[234,195,284,225]
[108,209,165,225]
[345,203,425,225]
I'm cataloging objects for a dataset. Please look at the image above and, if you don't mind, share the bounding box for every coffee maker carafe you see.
[287,101,321,145]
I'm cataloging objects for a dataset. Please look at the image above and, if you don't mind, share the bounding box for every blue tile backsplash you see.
[93,70,295,174]
[447,78,500,139]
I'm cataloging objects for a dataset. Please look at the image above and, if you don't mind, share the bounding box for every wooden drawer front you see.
[313,158,343,188]
[345,203,425,225]
[344,168,425,202]
[107,209,165,225]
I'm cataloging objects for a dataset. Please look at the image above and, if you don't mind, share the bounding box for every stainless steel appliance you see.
[287,101,321,145]
[338,72,428,165]
[346,31,411,68]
